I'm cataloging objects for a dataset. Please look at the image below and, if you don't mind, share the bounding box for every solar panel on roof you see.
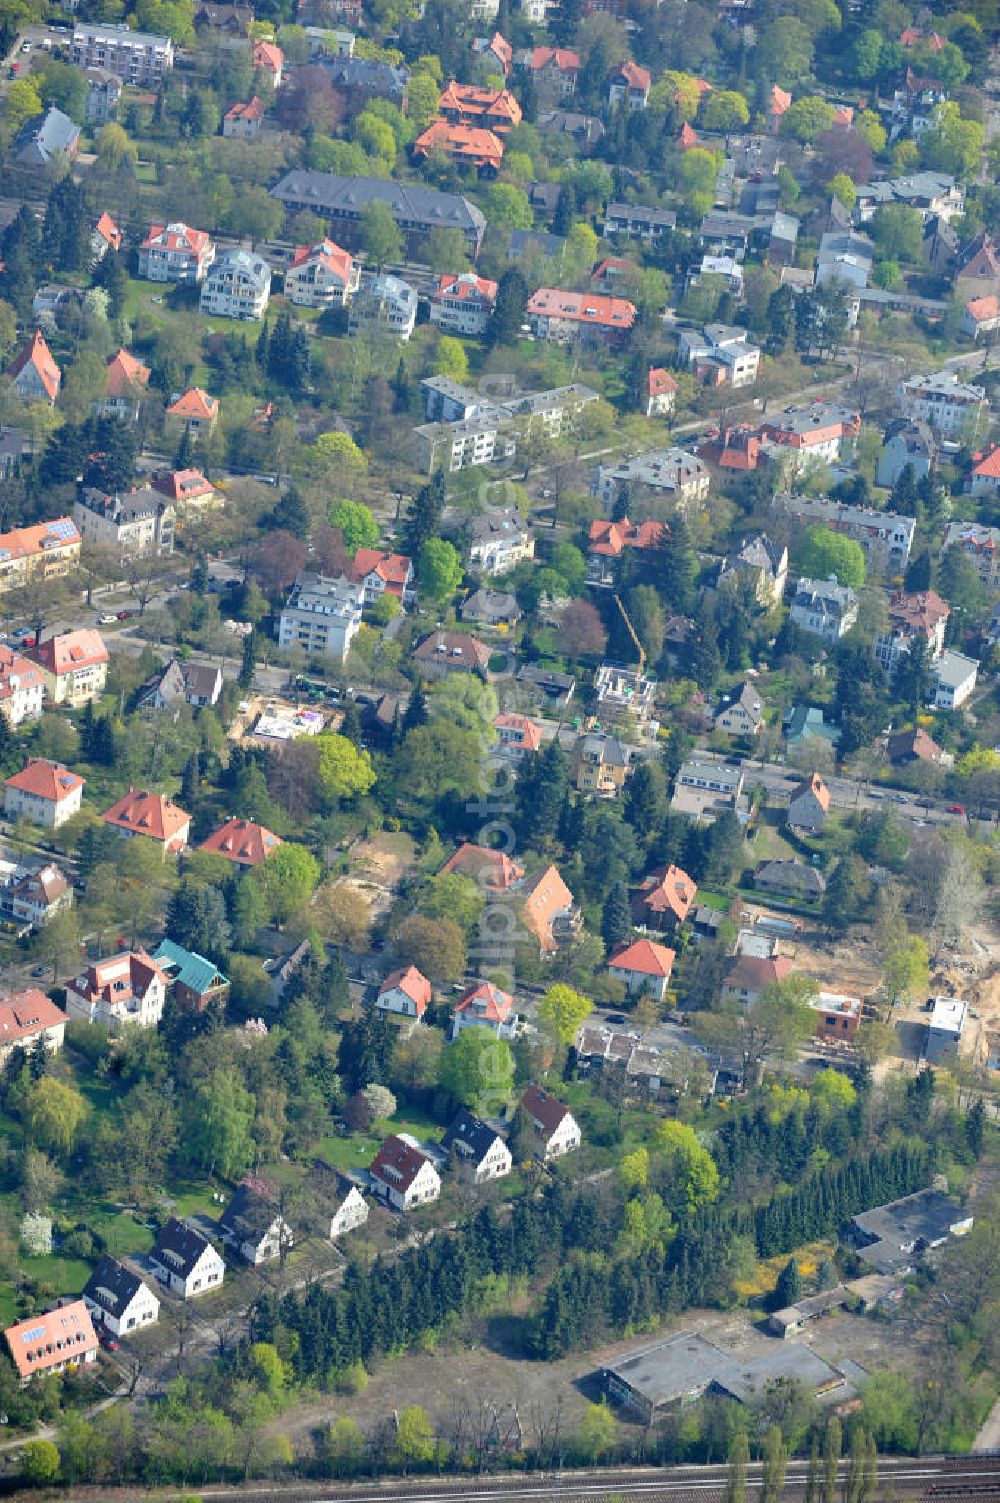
[46,519,77,540]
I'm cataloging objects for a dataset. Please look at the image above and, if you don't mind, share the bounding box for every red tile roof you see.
[454,979,514,1022]
[966,294,1000,323]
[527,288,637,331]
[7,329,61,402]
[225,94,264,121]
[72,950,167,1007]
[522,1083,570,1134]
[105,347,151,397]
[350,548,413,595]
[790,771,831,812]
[5,758,84,803]
[433,271,497,305]
[413,119,505,170]
[0,645,44,703]
[6,1299,97,1381]
[609,937,676,977]
[725,954,794,991]
[94,211,122,252]
[142,222,212,256]
[251,38,283,71]
[167,387,219,420]
[153,468,214,503]
[370,1133,433,1193]
[379,965,432,1016]
[495,712,543,751]
[100,789,190,845]
[442,841,525,890]
[887,588,950,633]
[588,516,665,556]
[612,59,651,92]
[29,628,108,677]
[438,80,522,129]
[635,863,696,924]
[289,237,354,282]
[0,990,68,1050]
[521,864,574,951]
[531,45,579,71]
[0,517,79,563]
[770,84,791,115]
[677,121,698,148]
[199,816,281,866]
[649,367,678,398]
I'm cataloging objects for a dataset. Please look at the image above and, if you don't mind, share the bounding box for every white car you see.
[98,613,118,625]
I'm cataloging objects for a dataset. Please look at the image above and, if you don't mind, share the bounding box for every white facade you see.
[934,649,978,710]
[348,274,418,341]
[329,1186,369,1238]
[150,1240,225,1300]
[789,577,859,643]
[277,573,364,663]
[284,242,359,308]
[539,1111,581,1158]
[898,371,988,437]
[926,995,967,1063]
[72,23,173,82]
[375,1156,441,1211]
[199,251,271,321]
[84,1272,159,1339]
[4,772,82,829]
[469,507,535,575]
[429,272,496,335]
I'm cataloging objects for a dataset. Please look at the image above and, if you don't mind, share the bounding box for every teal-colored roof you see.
[784,705,840,747]
[153,938,228,996]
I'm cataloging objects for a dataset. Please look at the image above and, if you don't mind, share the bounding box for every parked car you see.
[947,804,965,815]
[98,613,117,625]
[890,793,909,804]
[99,1333,119,1352]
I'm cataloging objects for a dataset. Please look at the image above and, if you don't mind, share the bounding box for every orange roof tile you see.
[527,288,637,331]
[0,517,79,562]
[414,118,505,168]
[521,863,574,951]
[5,1300,97,1381]
[7,329,61,402]
[455,979,514,1022]
[442,841,524,890]
[28,629,108,677]
[379,965,432,1015]
[94,211,122,252]
[5,758,84,803]
[167,387,219,420]
[199,816,281,866]
[105,347,151,397]
[609,937,676,977]
[100,789,190,844]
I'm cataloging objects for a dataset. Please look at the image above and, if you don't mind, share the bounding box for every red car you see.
[99,1333,119,1352]
[946,804,965,816]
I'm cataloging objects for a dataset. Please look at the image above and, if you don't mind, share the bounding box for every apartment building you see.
[898,370,988,437]
[72,22,174,83]
[526,288,636,347]
[270,171,486,256]
[347,274,417,341]
[75,485,175,557]
[199,250,271,321]
[781,495,915,577]
[277,573,365,663]
[679,323,761,387]
[593,448,710,512]
[0,518,80,592]
[429,271,497,335]
[138,223,215,284]
[284,239,359,308]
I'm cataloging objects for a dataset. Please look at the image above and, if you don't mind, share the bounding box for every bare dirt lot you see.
[338,832,419,919]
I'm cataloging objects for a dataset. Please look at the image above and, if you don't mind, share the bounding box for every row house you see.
[874,588,949,673]
[72,22,173,83]
[4,759,84,829]
[200,250,271,321]
[138,222,215,284]
[429,271,497,335]
[526,289,636,347]
[284,238,359,308]
[897,370,988,437]
[603,202,677,242]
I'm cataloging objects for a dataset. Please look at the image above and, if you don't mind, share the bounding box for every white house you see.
[441,1107,512,1183]
[450,979,516,1040]
[790,577,859,643]
[284,239,359,308]
[0,646,45,726]
[376,965,431,1020]
[4,759,84,829]
[277,573,364,664]
[369,1134,441,1210]
[521,1084,581,1158]
[897,370,988,438]
[65,950,167,1030]
[934,649,978,710]
[218,1185,292,1264]
[0,989,68,1068]
[83,1255,159,1338]
[430,271,497,335]
[199,250,271,321]
[149,1217,225,1298]
[469,506,535,575]
[327,1176,369,1239]
[715,682,764,738]
[678,323,761,388]
[28,629,109,706]
[138,222,215,283]
[347,274,418,341]
[607,937,676,1002]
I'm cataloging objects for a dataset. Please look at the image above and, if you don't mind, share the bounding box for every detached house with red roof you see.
[96,347,152,423]
[430,271,498,336]
[451,980,517,1040]
[441,841,525,891]
[166,387,219,437]
[5,1300,98,1384]
[608,938,676,1001]
[633,863,697,934]
[376,965,432,1020]
[521,1084,581,1159]
[647,368,678,418]
[495,713,543,757]
[65,949,169,1029]
[0,646,45,725]
[370,1133,441,1210]
[251,38,284,86]
[27,628,109,706]
[91,210,122,263]
[962,294,1000,341]
[520,864,579,952]
[607,60,650,111]
[875,588,949,673]
[586,515,665,586]
[5,759,84,829]
[413,120,506,175]
[768,84,791,133]
[284,239,359,308]
[349,548,416,607]
[223,95,264,138]
[100,789,191,853]
[438,80,522,132]
[0,989,68,1068]
[6,330,61,405]
[138,222,216,284]
[529,46,579,102]
[199,817,281,867]
[723,953,793,1005]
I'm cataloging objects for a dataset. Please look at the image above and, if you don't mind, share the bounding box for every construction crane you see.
[613,592,646,676]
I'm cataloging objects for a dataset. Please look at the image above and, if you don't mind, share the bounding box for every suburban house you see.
[75,485,175,558]
[414,631,491,678]
[65,949,169,1030]
[430,272,498,335]
[413,120,506,175]
[138,222,216,283]
[219,1184,292,1264]
[874,589,949,673]
[0,647,44,726]
[632,864,697,933]
[71,22,173,81]
[28,629,109,706]
[5,1301,98,1383]
[754,859,827,901]
[376,965,432,1020]
[451,980,517,1040]
[934,650,978,710]
[608,938,676,1001]
[0,865,71,930]
[84,74,123,128]
[574,732,631,798]
[441,1108,512,1183]
[495,713,543,757]
[153,468,219,515]
[347,274,418,341]
[469,506,535,575]
[4,759,84,829]
[593,449,710,512]
[349,549,416,607]
[786,772,831,833]
[526,289,637,348]
[715,682,764,738]
[680,323,761,387]
[463,589,521,630]
[876,421,937,488]
[83,1256,160,1338]
[438,80,521,131]
[149,1218,225,1298]
[528,45,579,102]
[520,864,578,952]
[790,577,859,643]
[722,953,793,1004]
[251,36,284,85]
[199,817,281,868]
[811,990,863,1044]
[100,789,191,853]
[138,657,223,710]
[647,368,678,417]
[152,938,230,1013]
[6,329,61,404]
[165,387,219,437]
[0,990,68,1068]
[96,347,151,422]
[277,573,364,664]
[607,58,650,110]
[223,95,265,138]
[369,1134,442,1210]
[441,842,524,891]
[11,107,80,167]
[717,535,787,609]
[199,249,271,321]
[325,1173,370,1239]
[586,516,665,586]
[521,1084,581,1158]
[887,726,952,767]
[284,239,360,308]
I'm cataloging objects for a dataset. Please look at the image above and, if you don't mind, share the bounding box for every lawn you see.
[317,1109,444,1172]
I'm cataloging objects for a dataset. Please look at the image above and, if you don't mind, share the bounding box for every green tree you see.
[769,1256,801,1312]
[723,1430,749,1503]
[882,935,929,1004]
[871,203,923,261]
[781,96,836,143]
[21,1439,60,1486]
[696,974,818,1088]
[601,881,632,953]
[761,1425,788,1503]
[395,1406,436,1470]
[5,79,43,134]
[317,733,376,801]
[574,1400,617,1462]
[488,266,529,347]
[328,498,379,555]
[251,843,321,925]
[186,1069,255,1178]
[418,538,463,602]
[24,1078,88,1158]
[823,1417,841,1503]
[652,1119,720,1214]
[538,983,592,1047]
[434,335,469,383]
[828,172,857,209]
[360,200,404,266]
[439,1029,514,1114]
[700,89,749,130]
[811,1067,856,1117]
[795,525,865,588]
[485,182,533,229]
[920,101,983,176]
